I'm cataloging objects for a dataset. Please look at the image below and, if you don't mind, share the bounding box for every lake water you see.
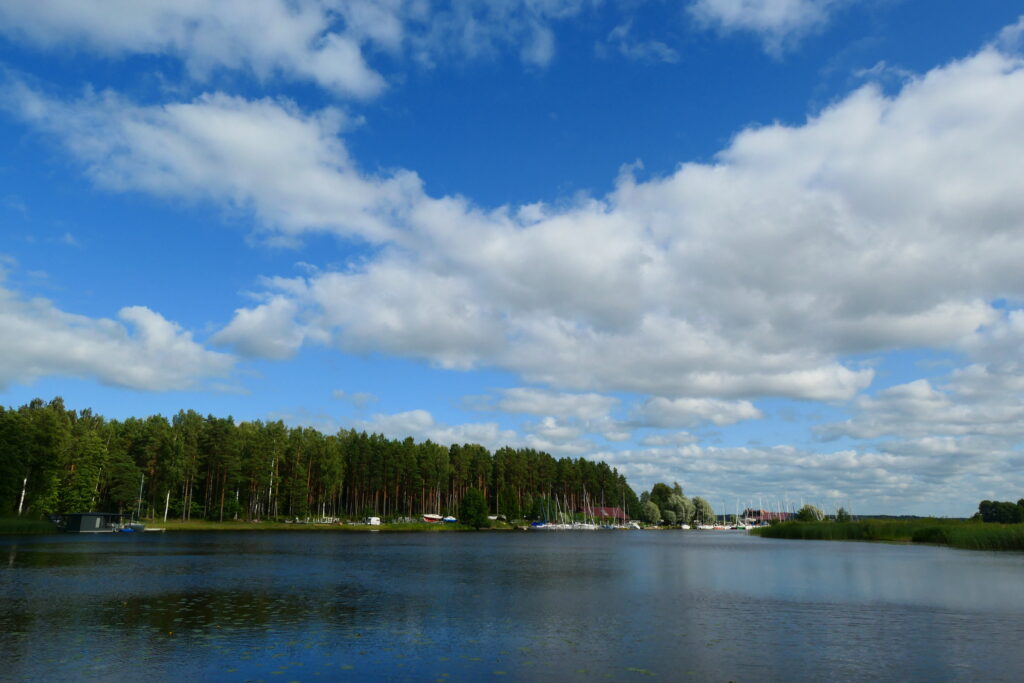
[3,530,1024,681]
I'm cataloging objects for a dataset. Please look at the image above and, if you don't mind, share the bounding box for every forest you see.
[0,397,640,522]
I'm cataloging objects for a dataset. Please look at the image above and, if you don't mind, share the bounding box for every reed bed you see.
[751,519,1024,551]
[911,523,1024,551]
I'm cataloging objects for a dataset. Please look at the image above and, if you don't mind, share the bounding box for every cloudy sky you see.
[2,1,1023,516]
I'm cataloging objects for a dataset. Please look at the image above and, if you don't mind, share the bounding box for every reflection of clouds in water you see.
[3,532,1024,679]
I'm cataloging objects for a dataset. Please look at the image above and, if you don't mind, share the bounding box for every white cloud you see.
[819,308,1024,450]
[0,0,385,98]
[526,415,584,441]
[634,397,762,428]
[0,0,599,98]
[600,441,1023,516]
[639,431,698,447]
[5,86,420,245]
[353,409,519,450]
[0,282,234,391]
[404,0,594,69]
[689,0,846,55]
[10,30,1024,410]
[601,21,679,64]
[496,387,620,421]
[998,16,1024,53]
[212,296,310,360]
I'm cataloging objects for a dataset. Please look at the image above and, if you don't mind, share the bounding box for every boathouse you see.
[63,512,123,533]
[742,509,793,523]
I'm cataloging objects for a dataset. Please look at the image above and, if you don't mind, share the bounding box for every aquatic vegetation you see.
[751,519,1024,551]
[911,523,1024,551]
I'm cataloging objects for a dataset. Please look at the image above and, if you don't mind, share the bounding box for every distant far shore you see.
[0,516,536,535]
[157,519,515,532]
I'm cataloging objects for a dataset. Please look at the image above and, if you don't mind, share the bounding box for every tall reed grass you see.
[751,519,1024,551]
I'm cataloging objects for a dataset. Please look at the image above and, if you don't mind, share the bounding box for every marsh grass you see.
[911,523,1024,551]
[751,519,1024,551]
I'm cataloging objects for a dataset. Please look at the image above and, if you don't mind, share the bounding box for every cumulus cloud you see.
[0,0,385,98]
[352,406,602,458]
[599,440,1023,516]
[0,0,598,98]
[212,296,311,360]
[998,16,1024,53]
[353,409,520,450]
[496,387,620,421]
[9,30,1024,410]
[689,0,847,55]
[639,431,698,447]
[4,85,417,244]
[819,309,1024,457]
[633,397,762,428]
[0,282,234,391]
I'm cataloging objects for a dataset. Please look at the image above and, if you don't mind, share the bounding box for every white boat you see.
[422,513,443,523]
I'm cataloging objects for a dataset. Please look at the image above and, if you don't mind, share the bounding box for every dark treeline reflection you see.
[1,397,638,521]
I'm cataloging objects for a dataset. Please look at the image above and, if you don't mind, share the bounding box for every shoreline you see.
[0,518,527,535]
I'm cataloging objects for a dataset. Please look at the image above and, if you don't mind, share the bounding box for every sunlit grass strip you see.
[751,519,1024,551]
[0,517,58,535]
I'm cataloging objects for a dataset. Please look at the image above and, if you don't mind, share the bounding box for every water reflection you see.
[2,531,1024,680]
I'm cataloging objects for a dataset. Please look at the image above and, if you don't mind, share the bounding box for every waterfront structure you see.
[743,509,793,523]
[62,513,128,533]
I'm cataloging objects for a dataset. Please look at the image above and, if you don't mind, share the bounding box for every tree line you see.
[0,397,639,522]
[975,499,1024,524]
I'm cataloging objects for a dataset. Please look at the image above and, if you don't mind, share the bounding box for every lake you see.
[3,530,1023,681]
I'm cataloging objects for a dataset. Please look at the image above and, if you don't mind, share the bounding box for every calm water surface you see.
[2,530,1023,681]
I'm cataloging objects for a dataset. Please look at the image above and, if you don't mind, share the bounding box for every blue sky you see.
[2,1,1024,516]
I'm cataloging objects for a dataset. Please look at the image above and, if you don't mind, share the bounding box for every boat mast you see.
[136,473,145,521]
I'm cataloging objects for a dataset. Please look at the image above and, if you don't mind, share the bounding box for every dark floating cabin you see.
[58,513,144,533]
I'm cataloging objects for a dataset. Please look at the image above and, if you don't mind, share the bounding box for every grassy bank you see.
[750,519,1024,551]
[0,517,59,535]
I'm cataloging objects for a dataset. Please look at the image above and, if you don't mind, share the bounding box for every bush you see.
[795,504,824,522]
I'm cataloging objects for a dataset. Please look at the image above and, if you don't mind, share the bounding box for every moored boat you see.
[422,513,443,523]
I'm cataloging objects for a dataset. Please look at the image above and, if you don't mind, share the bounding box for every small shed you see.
[64,513,123,533]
